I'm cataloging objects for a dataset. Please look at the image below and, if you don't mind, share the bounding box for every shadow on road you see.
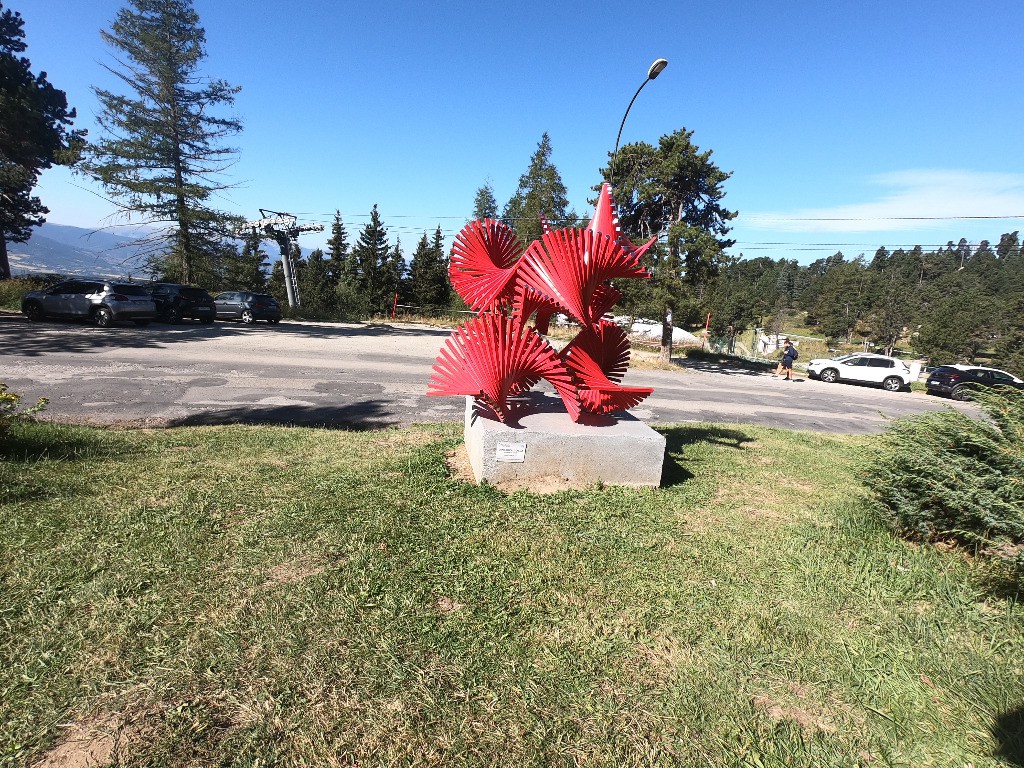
[669,357,775,377]
[163,399,398,431]
[0,314,451,357]
[657,424,753,487]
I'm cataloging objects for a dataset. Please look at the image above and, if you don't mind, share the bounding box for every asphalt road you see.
[0,314,971,434]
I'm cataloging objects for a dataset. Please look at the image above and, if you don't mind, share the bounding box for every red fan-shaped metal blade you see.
[589,183,658,260]
[560,319,652,415]
[517,228,648,328]
[449,219,524,311]
[561,320,631,384]
[428,314,580,422]
[579,386,653,415]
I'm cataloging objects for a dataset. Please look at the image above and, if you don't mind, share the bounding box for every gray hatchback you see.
[21,279,157,327]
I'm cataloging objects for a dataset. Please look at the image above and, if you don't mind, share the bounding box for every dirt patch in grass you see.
[264,557,326,587]
[752,693,836,735]
[33,716,118,768]
[751,677,865,738]
[435,595,465,613]
[446,446,476,484]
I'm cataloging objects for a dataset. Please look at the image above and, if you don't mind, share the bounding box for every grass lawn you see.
[1,420,1022,767]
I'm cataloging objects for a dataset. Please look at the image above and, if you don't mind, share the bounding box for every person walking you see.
[775,338,799,381]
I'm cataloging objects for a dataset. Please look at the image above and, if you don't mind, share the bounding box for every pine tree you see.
[299,248,333,313]
[471,181,498,221]
[501,133,573,244]
[382,238,408,312]
[82,0,242,286]
[267,259,286,303]
[409,226,450,312]
[601,128,736,359]
[430,226,450,308]
[0,3,84,280]
[350,204,391,314]
[221,231,268,291]
[325,210,351,298]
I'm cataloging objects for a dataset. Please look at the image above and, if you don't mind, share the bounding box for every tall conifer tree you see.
[0,3,84,279]
[325,210,352,290]
[409,226,450,312]
[299,247,332,313]
[82,0,242,285]
[471,181,498,221]
[501,133,573,244]
[221,231,268,291]
[350,204,391,314]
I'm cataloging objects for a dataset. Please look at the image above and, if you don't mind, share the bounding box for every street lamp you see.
[610,57,668,188]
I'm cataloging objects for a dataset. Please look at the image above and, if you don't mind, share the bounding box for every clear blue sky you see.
[16,0,1024,263]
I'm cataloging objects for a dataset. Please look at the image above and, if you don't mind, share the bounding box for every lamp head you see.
[647,58,668,80]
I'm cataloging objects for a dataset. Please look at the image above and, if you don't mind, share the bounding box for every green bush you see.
[0,276,50,311]
[866,388,1024,570]
[0,383,47,440]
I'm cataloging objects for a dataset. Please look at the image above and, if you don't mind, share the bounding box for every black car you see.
[146,283,216,324]
[213,291,282,324]
[21,279,156,327]
[925,364,1024,400]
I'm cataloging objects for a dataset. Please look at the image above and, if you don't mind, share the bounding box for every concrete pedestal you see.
[463,394,666,489]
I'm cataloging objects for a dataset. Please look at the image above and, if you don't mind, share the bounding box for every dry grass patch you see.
[264,556,327,587]
[32,715,118,768]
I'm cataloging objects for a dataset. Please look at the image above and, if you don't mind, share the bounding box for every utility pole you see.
[238,210,324,309]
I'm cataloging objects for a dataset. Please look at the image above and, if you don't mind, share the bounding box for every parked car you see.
[213,291,282,324]
[146,283,216,324]
[21,279,156,327]
[806,352,917,392]
[925,364,1024,400]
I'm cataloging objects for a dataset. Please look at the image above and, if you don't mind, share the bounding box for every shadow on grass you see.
[994,705,1024,767]
[657,424,753,487]
[0,420,130,463]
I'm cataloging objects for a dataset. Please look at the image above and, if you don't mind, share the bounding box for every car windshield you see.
[112,284,149,296]
[831,354,857,362]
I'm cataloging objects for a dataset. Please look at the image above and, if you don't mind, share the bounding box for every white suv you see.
[806,353,917,392]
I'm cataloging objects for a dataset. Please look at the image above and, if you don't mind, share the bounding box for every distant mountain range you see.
[8,222,308,279]
[8,223,152,279]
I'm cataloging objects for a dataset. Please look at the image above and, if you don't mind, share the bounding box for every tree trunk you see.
[660,307,673,362]
[0,234,10,281]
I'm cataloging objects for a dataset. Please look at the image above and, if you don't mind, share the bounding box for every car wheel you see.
[241,309,255,324]
[23,301,44,322]
[134,319,151,327]
[164,308,180,324]
[882,376,903,392]
[94,307,113,328]
[951,385,969,401]
[819,368,839,384]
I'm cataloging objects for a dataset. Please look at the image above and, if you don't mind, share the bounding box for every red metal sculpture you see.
[428,183,654,423]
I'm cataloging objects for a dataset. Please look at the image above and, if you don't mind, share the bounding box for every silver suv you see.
[21,279,157,328]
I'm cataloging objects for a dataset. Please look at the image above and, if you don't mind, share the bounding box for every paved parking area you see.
[0,314,970,434]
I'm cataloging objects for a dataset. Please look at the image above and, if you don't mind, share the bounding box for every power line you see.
[744,214,1024,222]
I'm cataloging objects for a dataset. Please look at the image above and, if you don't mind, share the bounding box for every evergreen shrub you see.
[866,388,1024,570]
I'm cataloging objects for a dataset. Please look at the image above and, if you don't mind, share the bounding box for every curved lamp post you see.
[610,58,668,188]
